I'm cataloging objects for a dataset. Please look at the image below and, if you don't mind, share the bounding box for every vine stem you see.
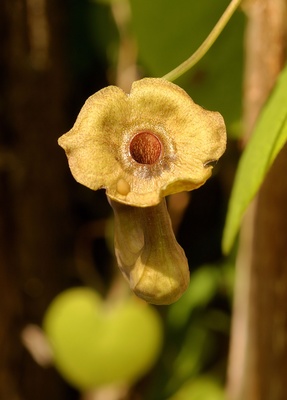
[162,0,242,82]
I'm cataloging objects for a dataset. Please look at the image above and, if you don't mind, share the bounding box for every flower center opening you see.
[130,132,162,164]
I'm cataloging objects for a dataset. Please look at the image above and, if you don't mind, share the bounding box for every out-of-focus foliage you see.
[158,261,232,398]
[68,0,118,75]
[129,0,245,137]
[223,64,287,253]
[168,376,225,400]
[168,266,222,329]
[43,288,163,390]
[168,262,234,329]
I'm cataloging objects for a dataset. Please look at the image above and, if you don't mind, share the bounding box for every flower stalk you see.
[110,198,189,305]
[162,0,242,82]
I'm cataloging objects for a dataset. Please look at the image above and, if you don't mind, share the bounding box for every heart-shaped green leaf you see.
[43,288,163,390]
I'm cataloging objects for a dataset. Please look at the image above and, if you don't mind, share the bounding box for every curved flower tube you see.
[59,78,226,305]
[110,198,189,305]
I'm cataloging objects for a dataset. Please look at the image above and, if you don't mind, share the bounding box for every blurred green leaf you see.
[168,266,220,329]
[68,0,118,74]
[223,64,287,254]
[165,325,217,396]
[130,0,230,76]
[168,376,224,400]
[130,0,245,137]
[43,288,163,390]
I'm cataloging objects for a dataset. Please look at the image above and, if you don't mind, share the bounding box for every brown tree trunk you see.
[0,0,76,398]
[227,1,287,399]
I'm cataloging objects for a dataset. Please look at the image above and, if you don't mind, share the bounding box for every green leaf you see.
[168,376,224,400]
[167,265,220,329]
[222,64,287,254]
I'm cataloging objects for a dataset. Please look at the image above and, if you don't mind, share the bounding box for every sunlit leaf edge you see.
[222,64,287,254]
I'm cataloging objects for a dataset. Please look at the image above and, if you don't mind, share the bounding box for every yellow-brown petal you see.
[58,85,129,191]
[59,78,226,208]
[129,78,226,193]
[108,78,226,206]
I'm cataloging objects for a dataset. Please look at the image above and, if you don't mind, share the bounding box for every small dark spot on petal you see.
[204,159,218,168]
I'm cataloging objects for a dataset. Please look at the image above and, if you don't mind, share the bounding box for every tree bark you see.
[227,1,287,399]
[0,0,77,398]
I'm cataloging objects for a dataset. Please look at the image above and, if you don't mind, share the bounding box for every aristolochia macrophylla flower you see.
[59,78,226,305]
[59,78,226,208]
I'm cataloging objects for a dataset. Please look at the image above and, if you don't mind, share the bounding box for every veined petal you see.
[59,78,226,207]
[163,109,226,196]
[58,86,128,191]
[129,78,226,194]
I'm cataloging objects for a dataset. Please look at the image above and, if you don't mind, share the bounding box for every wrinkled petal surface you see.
[59,78,226,207]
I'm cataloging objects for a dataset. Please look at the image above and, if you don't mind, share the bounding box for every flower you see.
[59,78,227,305]
[59,78,226,207]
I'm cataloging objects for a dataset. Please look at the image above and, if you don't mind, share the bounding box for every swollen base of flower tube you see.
[130,272,190,306]
[110,198,190,305]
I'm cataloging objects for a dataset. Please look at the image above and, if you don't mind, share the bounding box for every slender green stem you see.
[162,0,242,82]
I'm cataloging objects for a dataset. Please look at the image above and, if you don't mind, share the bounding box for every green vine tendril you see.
[162,0,242,82]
